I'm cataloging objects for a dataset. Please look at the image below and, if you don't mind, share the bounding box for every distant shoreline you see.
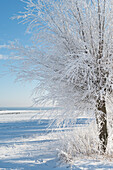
[0,107,58,111]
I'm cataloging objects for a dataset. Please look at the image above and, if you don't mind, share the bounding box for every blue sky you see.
[0,0,35,107]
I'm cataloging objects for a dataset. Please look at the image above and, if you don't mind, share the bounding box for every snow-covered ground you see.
[0,110,113,169]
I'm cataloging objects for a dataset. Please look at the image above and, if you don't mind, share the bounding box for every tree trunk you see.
[96,99,108,154]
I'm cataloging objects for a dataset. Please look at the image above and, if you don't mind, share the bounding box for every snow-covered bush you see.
[57,122,99,163]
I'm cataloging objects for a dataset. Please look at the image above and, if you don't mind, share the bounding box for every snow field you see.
[0,110,113,169]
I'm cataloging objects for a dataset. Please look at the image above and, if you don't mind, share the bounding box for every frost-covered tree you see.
[10,0,113,153]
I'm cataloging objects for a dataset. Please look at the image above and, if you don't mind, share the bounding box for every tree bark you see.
[96,99,108,154]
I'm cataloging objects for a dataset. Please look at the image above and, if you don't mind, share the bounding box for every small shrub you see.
[57,122,100,163]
